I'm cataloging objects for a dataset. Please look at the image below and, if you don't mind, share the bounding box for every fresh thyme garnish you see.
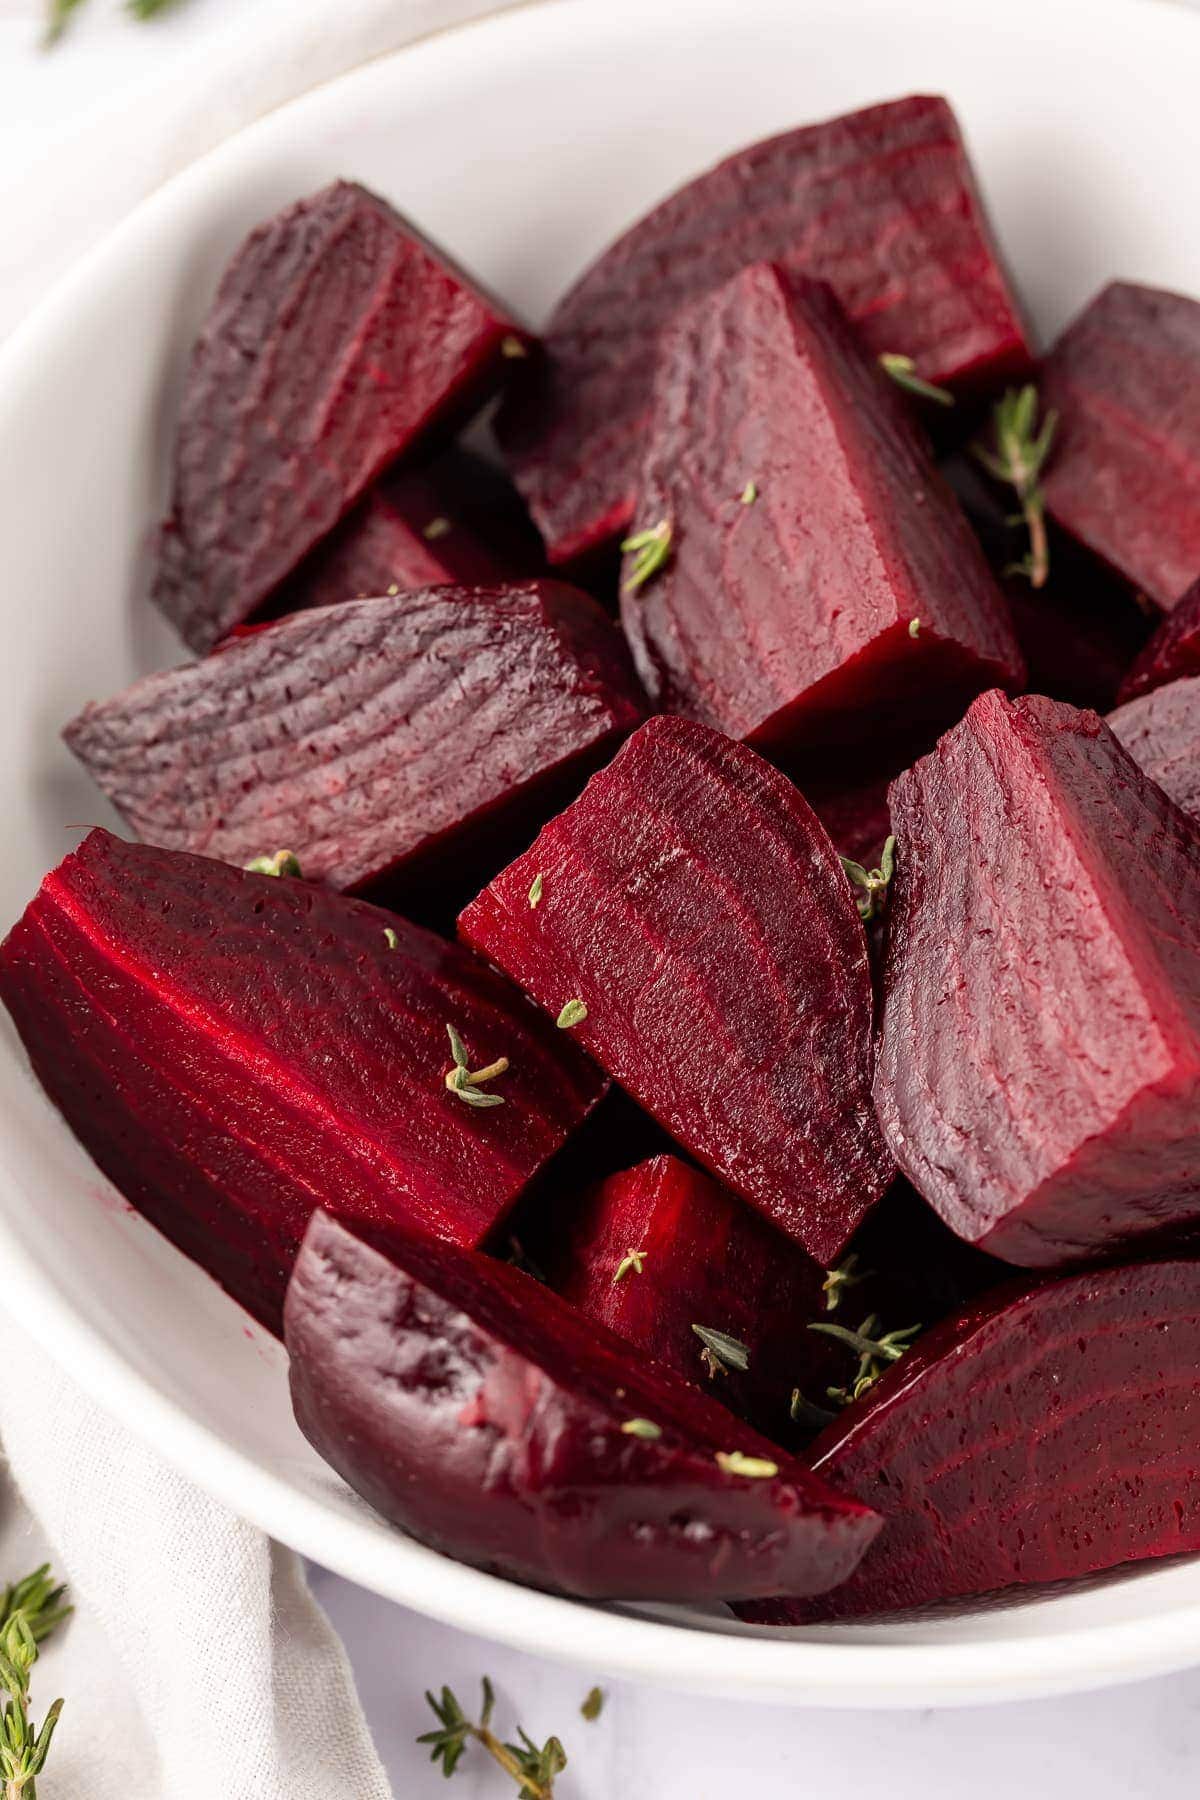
[840,835,896,922]
[423,516,453,541]
[809,1312,922,1405]
[620,520,672,595]
[556,999,588,1030]
[908,618,921,639]
[740,480,759,505]
[244,849,302,878]
[419,1678,567,1797]
[972,385,1059,589]
[612,1247,646,1284]
[501,336,529,359]
[580,1686,605,1721]
[821,1252,870,1313]
[528,873,544,909]
[790,1388,838,1431]
[0,1564,70,1799]
[619,1418,662,1440]
[878,353,955,408]
[444,1023,509,1109]
[715,1451,778,1479]
[383,928,398,951]
[692,1324,750,1378]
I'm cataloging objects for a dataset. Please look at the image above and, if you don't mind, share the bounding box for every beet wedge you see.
[498,95,1031,564]
[621,267,1022,753]
[63,585,644,898]
[285,1209,879,1601]
[1041,283,1200,610]
[876,690,1200,1266]
[738,1259,1200,1622]
[152,181,530,651]
[1120,576,1200,702]
[459,716,893,1262]
[1109,676,1200,823]
[0,830,604,1332]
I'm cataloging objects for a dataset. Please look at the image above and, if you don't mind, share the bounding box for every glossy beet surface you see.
[621,267,1022,753]
[498,96,1031,565]
[876,690,1200,1266]
[739,1259,1200,1622]
[1041,283,1200,609]
[460,716,893,1261]
[152,182,527,651]
[1120,576,1200,702]
[0,831,604,1331]
[1109,676,1200,822]
[285,1210,879,1601]
[63,586,643,896]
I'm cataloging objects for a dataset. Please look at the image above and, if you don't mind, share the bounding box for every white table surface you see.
[4,1,1200,1794]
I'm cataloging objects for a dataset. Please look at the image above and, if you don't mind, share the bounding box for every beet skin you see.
[285,1210,879,1602]
[459,716,893,1262]
[621,266,1022,754]
[739,1259,1200,1621]
[876,690,1200,1266]
[0,831,604,1331]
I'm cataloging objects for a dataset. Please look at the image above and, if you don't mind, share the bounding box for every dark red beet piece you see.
[63,585,644,897]
[285,1209,879,1601]
[498,95,1031,565]
[459,716,893,1262]
[152,182,529,651]
[1109,676,1200,822]
[808,777,892,872]
[1120,576,1200,702]
[621,267,1022,752]
[0,831,604,1332]
[1041,283,1200,610]
[738,1259,1200,1622]
[876,689,1200,1266]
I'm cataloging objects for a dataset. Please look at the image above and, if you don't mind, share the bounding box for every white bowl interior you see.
[2,0,1200,1707]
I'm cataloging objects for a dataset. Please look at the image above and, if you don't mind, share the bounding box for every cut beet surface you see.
[152,181,530,651]
[738,1259,1200,1622]
[621,266,1022,754]
[0,830,604,1332]
[285,1209,879,1602]
[1041,283,1200,610]
[63,584,644,899]
[1109,676,1200,823]
[498,95,1031,565]
[460,716,893,1263]
[1120,576,1200,702]
[876,689,1200,1266]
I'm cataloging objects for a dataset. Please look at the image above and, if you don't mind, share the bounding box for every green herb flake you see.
[715,1450,778,1479]
[620,519,673,595]
[501,335,529,359]
[691,1324,750,1376]
[619,1418,661,1440]
[422,516,453,541]
[556,998,588,1030]
[444,1024,509,1108]
[580,1686,605,1721]
[839,835,897,923]
[908,617,921,639]
[244,849,302,879]
[612,1247,647,1284]
[528,872,544,909]
[383,928,399,951]
[878,353,955,408]
[740,480,759,505]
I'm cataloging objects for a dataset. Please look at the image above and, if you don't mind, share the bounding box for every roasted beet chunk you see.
[1120,576,1200,702]
[1109,676,1200,822]
[459,716,893,1261]
[621,267,1022,753]
[876,690,1200,1266]
[1041,283,1200,609]
[738,1260,1200,1622]
[63,584,643,896]
[285,1210,879,1601]
[497,95,1030,564]
[152,182,529,650]
[0,831,604,1331]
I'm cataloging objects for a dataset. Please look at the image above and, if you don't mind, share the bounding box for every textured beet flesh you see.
[63,585,643,899]
[1041,283,1200,610]
[498,96,1031,564]
[621,267,1022,752]
[459,716,893,1262]
[1109,677,1200,823]
[0,831,604,1331]
[152,182,529,651]
[1120,576,1200,702]
[285,1209,879,1601]
[876,690,1200,1266]
[739,1259,1200,1622]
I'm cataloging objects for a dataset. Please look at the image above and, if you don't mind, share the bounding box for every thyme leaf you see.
[444,1024,509,1108]
[620,519,672,594]
[878,353,954,408]
[528,873,544,909]
[556,999,588,1030]
[619,1418,661,1440]
[580,1686,605,1721]
[839,835,896,922]
[714,1451,778,1479]
[244,849,302,878]
[809,1312,922,1406]
[383,928,399,951]
[971,384,1059,588]
[692,1324,750,1376]
[821,1252,870,1313]
[740,480,759,505]
[612,1247,647,1284]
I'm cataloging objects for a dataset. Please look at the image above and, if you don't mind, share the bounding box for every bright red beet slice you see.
[63,585,643,899]
[152,182,529,651]
[739,1259,1200,1622]
[1041,283,1200,610]
[285,1209,879,1601]
[498,95,1031,564]
[876,690,1200,1266]
[1109,676,1200,822]
[459,716,893,1261]
[0,830,604,1332]
[621,267,1022,752]
[1119,576,1200,702]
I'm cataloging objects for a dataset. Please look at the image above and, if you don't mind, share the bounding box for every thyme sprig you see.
[0,1565,70,1800]
[444,1024,509,1109]
[821,1252,871,1312]
[692,1324,750,1378]
[840,836,896,922]
[45,0,179,46]
[809,1312,922,1405]
[878,353,954,408]
[972,385,1059,588]
[419,1678,566,1797]
[620,520,672,594]
[612,1247,646,1284]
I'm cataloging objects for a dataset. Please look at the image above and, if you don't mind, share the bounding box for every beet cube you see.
[1119,575,1200,702]
[876,689,1200,1265]
[1041,283,1200,610]
[152,182,529,651]
[498,95,1031,565]
[621,267,1022,753]
[459,716,893,1261]
[0,831,604,1332]
[285,1209,879,1601]
[1109,676,1200,823]
[739,1259,1200,1621]
[63,584,643,897]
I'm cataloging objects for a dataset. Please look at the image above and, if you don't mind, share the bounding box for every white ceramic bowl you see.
[2,0,1199,1709]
